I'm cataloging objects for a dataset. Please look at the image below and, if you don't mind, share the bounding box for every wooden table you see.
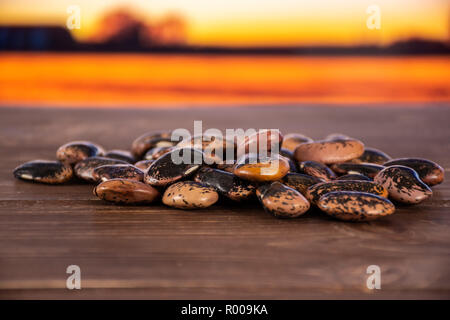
[0,104,449,299]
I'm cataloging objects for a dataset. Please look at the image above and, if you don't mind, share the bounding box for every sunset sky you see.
[0,0,449,46]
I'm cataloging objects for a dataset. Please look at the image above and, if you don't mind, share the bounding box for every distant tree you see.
[89,8,187,48]
[89,8,148,47]
[147,13,187,46]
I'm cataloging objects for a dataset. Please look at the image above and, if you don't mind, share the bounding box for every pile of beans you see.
[13,130,445,222]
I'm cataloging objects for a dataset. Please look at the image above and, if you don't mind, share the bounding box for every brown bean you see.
[299,161,336,181]
[257,182,310,218]
[281,172,324,196]
[374,165,432,204]
[281,133,313,152]
[239,129,283,155]
[306,180,388,205]
[92,164,144,182]
[294,139,364,164]
[74,157,128,182]
[131,131,174,159]
[14,160,73,184]
[56,141,105,165]
[177,134,235,164]
[94,179,160,204]
[351,147,391,164]
[383,158,444,186]
[233,153,290,182]
[144,148,203,187]
[162,181,219,209]
[330,163,384,178]
[318,191,395,221]
[194,167,255,201]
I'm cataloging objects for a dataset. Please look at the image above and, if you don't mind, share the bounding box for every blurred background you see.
[0,0,449,107]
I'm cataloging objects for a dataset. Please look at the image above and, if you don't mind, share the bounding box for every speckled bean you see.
[56,141,105,165]
[194,167,255,201]
[94,179,160,204]
[306,180,388,205]
[14,160,73,184]
[257,181,310,218]
[162,181,219,209]
[317,191,395,221]
[299,160,336,181]
[233,153,290,182]
[374,165,432,204]
[74,156,128,182]
[330,163,384,178]
[144,148,203,187]
[383,158,444,186]
[92,164,144,182]
[294,139,365,164]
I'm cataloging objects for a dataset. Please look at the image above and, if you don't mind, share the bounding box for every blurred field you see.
[0,53,449,107]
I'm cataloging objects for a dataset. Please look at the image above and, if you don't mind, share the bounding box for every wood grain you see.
[0,104,449,299]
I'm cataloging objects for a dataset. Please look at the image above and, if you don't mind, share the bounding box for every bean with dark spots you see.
[351,147,391,164]
[383,158,444,186]
[318,191,395,221]
[177,134,235,164]
[194,167,255,201]
[74,156,128,182]
[281,172,324,196]
[255,184,271,201]
[94,179,160,204]
[330,163,384,178]
[56,141,105,165]
[131,131,174,159]
[233,153,290,182]
[93,164,144,182]
[374,165,432,204]
[299,160,336,181]
[258,181,310,218]
[14,160,73,184]
[144,147,204,187]
[306,180,388,205]
[162,181,219,209]
[294,139,365,164]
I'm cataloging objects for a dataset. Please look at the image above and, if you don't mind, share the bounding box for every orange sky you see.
[0,0,449,46]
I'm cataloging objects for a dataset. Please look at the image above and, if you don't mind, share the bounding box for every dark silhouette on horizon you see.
[87,8,187,48]
[0,25,448,55]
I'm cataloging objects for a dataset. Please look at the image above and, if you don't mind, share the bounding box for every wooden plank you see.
[0,105,449,299]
